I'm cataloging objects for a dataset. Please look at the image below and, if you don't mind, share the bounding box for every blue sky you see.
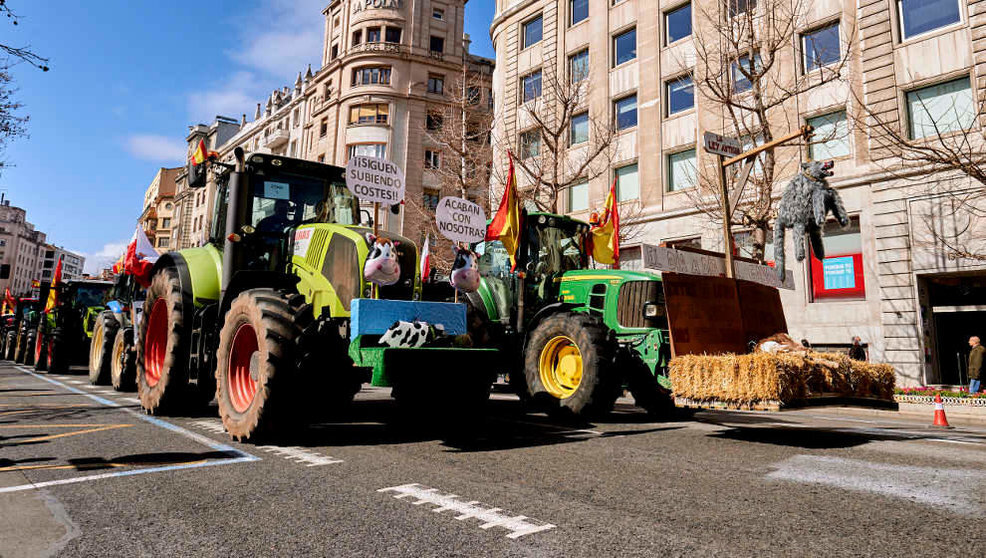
[0,0,495,272]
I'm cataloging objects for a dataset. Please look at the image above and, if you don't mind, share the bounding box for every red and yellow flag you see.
[190,139,219,166]
[2,288,14,314]
[485,152,522,270]
[44,258,62,314]
[590,177,620,267]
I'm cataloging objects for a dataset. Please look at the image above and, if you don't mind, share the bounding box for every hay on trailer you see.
[669,352,895,409]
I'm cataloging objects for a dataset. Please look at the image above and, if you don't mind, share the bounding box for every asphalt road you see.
[2,360,985,557]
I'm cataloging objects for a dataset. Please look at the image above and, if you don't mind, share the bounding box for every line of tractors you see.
[2,150,676,441]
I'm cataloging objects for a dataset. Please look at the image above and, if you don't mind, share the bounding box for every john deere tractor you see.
[2,297,40,363]
[137,150,494,440]
[88,272,143,390]
[469,212,673,418]
[34,280,112,373]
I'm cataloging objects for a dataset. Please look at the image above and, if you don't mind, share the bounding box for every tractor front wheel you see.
[33,327,47,372]
[524,313,621,418]
[13,332,25,364]
[111,328,136,391]
[137,268,189,414]
[3,331,14,360]
[89,313,118,385]
[47,329,68,373]
[23,330,36,366]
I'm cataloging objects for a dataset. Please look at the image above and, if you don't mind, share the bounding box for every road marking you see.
[0,423,133,445]
[190,420,342,467]
[378,483,556,539]
[767,455,984,515]
[122,397,140,404]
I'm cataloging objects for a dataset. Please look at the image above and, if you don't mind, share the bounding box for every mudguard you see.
[151,244,223,308]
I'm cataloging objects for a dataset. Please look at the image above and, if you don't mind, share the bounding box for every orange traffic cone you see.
[931,393,952,428]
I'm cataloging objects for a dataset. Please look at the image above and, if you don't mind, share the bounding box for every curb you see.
[807,403,986,427]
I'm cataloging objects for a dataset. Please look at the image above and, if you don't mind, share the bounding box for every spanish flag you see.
[190,139,219,166]
[590,177,620,267]
[2,288,14,314]
[44,257,62,314]
[485,151,522,271]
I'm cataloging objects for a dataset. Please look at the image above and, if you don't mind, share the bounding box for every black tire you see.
[23,330,36,366]
[111,328,136,391]
[33,326,47,372]
[137,268,189,414]
[3,331,14,360]
[523,313,621,418]
[13,331,26,364]
[626,360,675,419]
[48,328,68,374]
[216,289,337,441]
[88,313,118,385]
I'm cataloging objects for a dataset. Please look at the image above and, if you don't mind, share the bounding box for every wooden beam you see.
[721,125,814,168]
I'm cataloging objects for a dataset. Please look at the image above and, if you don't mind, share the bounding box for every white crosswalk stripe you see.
[190,420,343,466]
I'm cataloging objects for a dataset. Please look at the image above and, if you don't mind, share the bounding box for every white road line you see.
[190,420,343,466]
[767,455,984,515]
[122,397,140,404]
[378,483,556,539]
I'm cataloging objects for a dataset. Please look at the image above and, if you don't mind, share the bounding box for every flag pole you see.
[373,202,380,299]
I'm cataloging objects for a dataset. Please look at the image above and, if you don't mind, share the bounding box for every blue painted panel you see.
[350,299,467,339]
[822,256,855,290]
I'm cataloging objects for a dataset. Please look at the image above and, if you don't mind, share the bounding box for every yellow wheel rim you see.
[538,335,583,399]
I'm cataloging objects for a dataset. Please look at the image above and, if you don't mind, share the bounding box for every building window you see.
[666,74,694,115]
[520,129,541,159]
[467,86,481,105]
[331,44,339,59]
[348,143,386,159]
[366,27,381,43]
[425,150,441,169]
[427,114,443,130]
[160,218,171,229]
[352,30,362,46]
[430,36,445,53]
[898,0,960,40]
[352,66,392,86]
[809,217,864,302]
[571,0,588,25]
[667,148,698,191]
[614,95,637,130]
[433,8,445,20]
[665,3,692,44]
[807,111,850,160]
[568,180,589,212]
[385,27,402,44]
[732,54,760,93]
[571,112,590,145]
[730,0,757,16]
[802,23,841,72]
[614,28,637,66]
[427,74,445,94]
[570,49,589,83]
[615,163,639,201]
[523,15,543,49]
[907,76,975,139]
[349,103,390,125]
[522,71,542,103]
[423,190,440,211]
[157,237,170,248]
[320,118,328,137]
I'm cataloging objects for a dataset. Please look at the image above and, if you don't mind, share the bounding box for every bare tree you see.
[686,0,852,261]
[0,64,27,175]
[1,1,49,71]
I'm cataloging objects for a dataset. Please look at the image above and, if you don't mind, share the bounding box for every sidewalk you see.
[812,402,986,428]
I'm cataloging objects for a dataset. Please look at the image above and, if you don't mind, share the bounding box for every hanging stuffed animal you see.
[449,246,481,293]
[772,160,849,279]
[364,234,401,286]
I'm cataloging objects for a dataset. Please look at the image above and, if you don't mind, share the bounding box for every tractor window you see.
[532,225,585,279]
[476,240,515,325]
[74,285,110,308]
[251,177,357,234]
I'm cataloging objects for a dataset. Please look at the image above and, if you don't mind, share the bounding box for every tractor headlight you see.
[643,303,661,319]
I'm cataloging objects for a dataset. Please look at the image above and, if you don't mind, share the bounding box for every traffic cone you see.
[931,393,952,429]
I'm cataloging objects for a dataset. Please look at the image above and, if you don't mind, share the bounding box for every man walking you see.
[968,336,984,394]
[848,336,866,361]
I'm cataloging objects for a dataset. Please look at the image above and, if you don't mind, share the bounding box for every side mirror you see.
[360,209,373,227]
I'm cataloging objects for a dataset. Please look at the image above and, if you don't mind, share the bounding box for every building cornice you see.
[490,0,540,40]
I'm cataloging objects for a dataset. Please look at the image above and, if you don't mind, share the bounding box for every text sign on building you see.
[435,197,487,243]
[641,244,795,290]
[702,132,742,158]
[345,156,405,206]
[353,0,403,13]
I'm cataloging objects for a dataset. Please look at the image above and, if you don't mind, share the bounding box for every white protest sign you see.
[435,197,487,243]
[345,156,405,205]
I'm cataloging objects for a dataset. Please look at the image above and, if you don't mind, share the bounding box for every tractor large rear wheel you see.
[524,313,621,418]
[3,331,14,360]
[89,313,118,385]
[111,328,136,391]
[23,330,36,366]
[13,332,25,364]
[47,329,68,373]
[137,268,189,414]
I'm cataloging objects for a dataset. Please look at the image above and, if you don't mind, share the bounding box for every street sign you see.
[703,132,742,157]
[435,197,486,243]
[641,244,795,290]
[345,156,405,206]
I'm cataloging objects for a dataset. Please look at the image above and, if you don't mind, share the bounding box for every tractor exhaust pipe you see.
[222,147,247,296]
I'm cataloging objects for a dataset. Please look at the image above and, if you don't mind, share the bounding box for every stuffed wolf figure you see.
[772,160,848,279]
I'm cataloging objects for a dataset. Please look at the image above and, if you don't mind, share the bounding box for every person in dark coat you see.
[969,336,984,394]
[848,336,866,361]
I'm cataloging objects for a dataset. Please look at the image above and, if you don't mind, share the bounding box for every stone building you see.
[139,167,180,253]
[38,245,85,283]
[0,200,47,296]
[491,0,986,386]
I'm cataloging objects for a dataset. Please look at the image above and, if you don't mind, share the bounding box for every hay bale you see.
[669,351,896,408]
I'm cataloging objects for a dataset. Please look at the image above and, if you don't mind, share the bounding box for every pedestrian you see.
[848,336,866,361]
[968,336,984,394]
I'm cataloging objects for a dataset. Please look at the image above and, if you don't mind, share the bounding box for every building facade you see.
[491,0,986,386]
[0,201,46,296]
[38,245,85,284]
[139,167,180,253]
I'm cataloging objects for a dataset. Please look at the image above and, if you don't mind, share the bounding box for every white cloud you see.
[126,134,186,163]
[189,71,259,122]
[81,240,130,275]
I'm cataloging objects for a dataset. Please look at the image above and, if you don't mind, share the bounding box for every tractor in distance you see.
[2,296,40,362]
[137,149,495,440]
[88,272,143,390]
[468,212,674,418]
[34,279,113,373]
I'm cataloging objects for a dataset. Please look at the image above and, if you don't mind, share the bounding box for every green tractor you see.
[469,212,674,418]
[137,150,495,440]
[88,273,143,390]
[35,280,113,373]
[3,297,40,363]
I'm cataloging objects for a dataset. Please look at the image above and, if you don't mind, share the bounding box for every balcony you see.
[264,129,290,149]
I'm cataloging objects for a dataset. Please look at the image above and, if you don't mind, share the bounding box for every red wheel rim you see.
[227,323,259,413]
[47,339,53,368]
[144,298,169,387]
[35,333,42,363]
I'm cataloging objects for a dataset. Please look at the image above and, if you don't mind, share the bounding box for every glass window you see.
[348,103,389,125]
[522,71,542,103]
[667,149,697,191]
[907,77,975,139]
[423,190,440,211]
[428,74,445,94]
[570,49,589,83]
[468,86,481,105]
[614,28,637,66]
[352,66,391,86]
[569,180,589,212]
[366,27,381,42]
[809,217,864,301]
[732,54,760,93]
[730,0,757,16]
[427,114,443,130]
[352,30,362,46]
[520,129,541,158]
[523,15,543,48]
[615,164,639,201]
[666,3,692,44]
[385,27,402,43]
[803,23,841,72]
[807,111,850,159]
[571,0,589,25]
[666,75,694,115]
[615,95,637,130]
[898,0,960,40]
[430,36,445,53]
[571,112,589,145]
[348,143,386,159]
[433,8,444,20]
[425,150,441,169]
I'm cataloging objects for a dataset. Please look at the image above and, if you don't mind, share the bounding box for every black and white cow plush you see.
[364,234,401,286]
[449,246,481,293]
[379,320,445,348]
